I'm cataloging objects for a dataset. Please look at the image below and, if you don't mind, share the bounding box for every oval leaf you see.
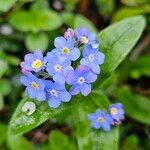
[94,16,145,88]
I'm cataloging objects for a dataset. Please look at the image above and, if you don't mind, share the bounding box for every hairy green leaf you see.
[94,16,145,88]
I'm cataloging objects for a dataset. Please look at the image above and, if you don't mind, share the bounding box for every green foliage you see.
[96,0,115,16]
[25,32,49,52]
[0,0,17,13]
[0,123,7,145]
[94,16,145,88]
[121,0,149,6]
[49,131,76,150]
[112,5,150,22]
[113,87,150,124]
[10,10,62,32]
[129,55,150,79]
[8,136,34,150]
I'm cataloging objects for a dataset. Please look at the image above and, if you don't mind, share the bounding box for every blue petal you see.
[46,52,58,64]
[20,76,31,86]
[87,114,97,121]
[34,50,43,60]
[46,63,55,76]
[75,65,89,76]
[48,97,61,108]
[85,71,97,83]
[80,58,90,66]
[70,48,80,61]
[67,38,74,50]
[21,62,32,71]
[91,121,101,129]
[96,109,103,116]
[70,84,80,95]
[88,32,96,42]
[53,74,65,84]
[59,91,71,102]
[54,36,66,49]
[36,90,46,101]
[95,52,105,64]
[54,82,65,91]
[28,72,38,81]
[24,54,34,62]
[91,62,100,74]
[43,80,53,90]
[102,122,111,132]
[25,87,36,99]
[82,46,91,57]
[80,83,91,96]
[65,70,77,85]
[76,27,89,39]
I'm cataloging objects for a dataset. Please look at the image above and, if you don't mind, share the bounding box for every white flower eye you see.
[22,102,36,115]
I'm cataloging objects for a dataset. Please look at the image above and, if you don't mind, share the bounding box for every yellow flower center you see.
[31,81,38,89]
[32,59,42,69]
[110,107,118,115]
[81,36,88,43]
[62,47,70,54]
[98,117,104,122]
[54,64,61,72]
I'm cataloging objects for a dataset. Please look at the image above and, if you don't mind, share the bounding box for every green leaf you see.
[121,0,149,6]
[0,0,17,12]
[0,123,7,145]
[8,135,34,150]
[112,87,150,124]
[8,96,80,136]
[25,32,49,52]
[49,131,76,150]
[0,79,11,96]
[10,10,62,32]
[96,0,115,16]
[0,57,8,78]
[112,5,150,22]
[129,55,150,79]
[94,16,145,88]
[72,93,119,150]
[74,15,98,32]
[0,95,4,110]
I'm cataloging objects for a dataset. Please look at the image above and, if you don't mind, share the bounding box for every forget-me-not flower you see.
[21,50,47,73]
[43,80,71,108]
[108,103,125,125]
[75,27,96,45]
[20,73,46,101]
[54,36,80,61]
[80,45,105,74]
[87,109,112,131]
[66,65,97,96]
[46,51,73,84]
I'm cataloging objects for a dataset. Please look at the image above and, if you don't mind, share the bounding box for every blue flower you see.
[80,45,105,74]
[108,103,125,125]
[54,36,80,61]
[20,73,46,101]
[43,80,71,108]
[66,65,97,96]
[46,51,73,84]
[75,27,97,45]
[21,50,47,73]
[87,109,111,131]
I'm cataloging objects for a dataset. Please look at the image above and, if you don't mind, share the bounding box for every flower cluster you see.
[87,103,125,132]
[20,27,105,108]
